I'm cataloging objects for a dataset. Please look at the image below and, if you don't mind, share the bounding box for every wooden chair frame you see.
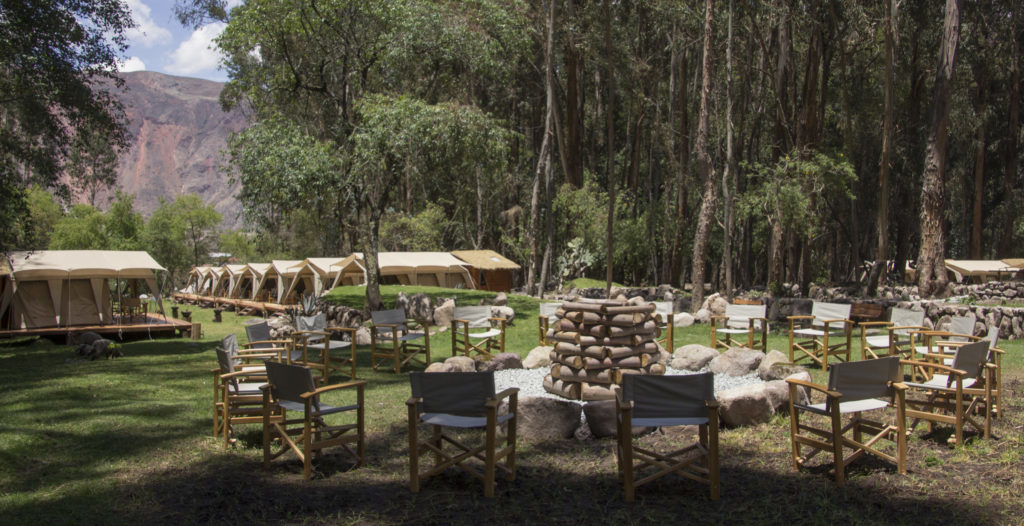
[615,383,720,502]
[538,302,561,346]
[859,307,926,360]
[369,310,430,374]
[917,330,1003,419]
[786,367,907,486]
[407,377,518,497]
[788,303,853,372]
[710,304,768,351]
[653,302,675,353]
[261,367,366,479]
[451,307,506,361]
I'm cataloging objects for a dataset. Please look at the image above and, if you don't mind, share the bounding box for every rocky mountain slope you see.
[106,71,248,229]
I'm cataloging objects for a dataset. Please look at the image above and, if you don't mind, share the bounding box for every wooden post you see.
[191,322,202,340]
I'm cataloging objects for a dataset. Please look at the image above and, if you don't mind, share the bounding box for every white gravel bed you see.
[494,365,764,403]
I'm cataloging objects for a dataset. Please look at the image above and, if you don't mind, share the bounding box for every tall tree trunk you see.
[867,0,898,295]
[690,0,716,311]
[670,50,691,287]
[363,210,383,311]
[565,0,583,188]
[529,0,557,296]
[722,0,736,301]
[536,0,557,296]
[917,0,961,297]
[970,58,987,259]
[1000,10,1020,258]
[603,0,616,298]
[526,125,550,295]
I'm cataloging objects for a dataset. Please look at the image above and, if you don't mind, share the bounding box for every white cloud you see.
[165,22,228,76]
[124,0,173,47]
[117,56,147,72]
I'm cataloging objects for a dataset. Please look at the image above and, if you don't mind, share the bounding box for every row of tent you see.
[181,250,521,304]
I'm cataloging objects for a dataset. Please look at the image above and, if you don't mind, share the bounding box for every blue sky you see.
[118,0,242,82]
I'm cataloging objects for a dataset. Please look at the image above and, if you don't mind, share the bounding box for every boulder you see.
[475,360,502,373]
[657,348,671,366]
[709,348,765,377]
[445,356,477,373]
[582,400,651,438]
[406,293,434,323]
[694,308,711,324]
[523,346,553,369]
[425,362,451,373]
[354,327,372,346]
[709,295,729,316]
[763,380,794,411]
[756,350,790,380]
[760,360,808,382]
[493,292,508,306]
[491,306,515,324]
[432,299,456,328]
[491,352,523,370]
[394,292,411,316]
[785,371,812,405]
[716,384,775,426]
[674,312,696,328]
[671,344,719,371]
[517,397,583,441]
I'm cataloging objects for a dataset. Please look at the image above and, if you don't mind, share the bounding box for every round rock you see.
[709,347,765,377]
[517,397,583,441]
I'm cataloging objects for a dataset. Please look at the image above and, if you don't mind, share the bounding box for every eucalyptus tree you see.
[0,0,133,253]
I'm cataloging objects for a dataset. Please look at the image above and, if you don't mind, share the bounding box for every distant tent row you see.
[181,250,521,304]
[1,251,166,330]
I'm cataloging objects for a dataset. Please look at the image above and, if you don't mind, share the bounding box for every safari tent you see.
[1,250,166,330]
[944,260,1019,284]
[451,250,521,292]
[335,252,475,289]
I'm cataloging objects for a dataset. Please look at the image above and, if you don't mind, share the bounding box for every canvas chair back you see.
[539,302,560,321]
[724,304,766,330]
[949,340,990,383]
[215,347,243,393]
[265,360,319,410]
[826,356,900,408]
[245,321,273,348]
[653,301,673,317]
[371,308,408,333]
[810,302,851,327]
[890,308,924,335]
[409,371,494,417]
[984,325,999,348]
[453,306,493,329]
[948,316,975,340]
[297,313,326,332]
[221,333,243,367]
[622,372,713,420]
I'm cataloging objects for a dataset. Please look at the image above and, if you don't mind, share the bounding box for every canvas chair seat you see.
[421,412,515,428]
[905,375,977,391]
[631,416,709,427]
[793,327,846,338]
[408,371,518,498]
[451,306,506,360]
[214,345,279,447]
[786,356,907,485]
[370,308,430,374]
[860,307,926,360]
[262,361,365,479]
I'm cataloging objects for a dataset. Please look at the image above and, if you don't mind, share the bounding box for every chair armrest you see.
[822,318,852,325]
[890,382,908,392]
[300,379,367,399]
[710,315,728,322]
[859,321,893,327]
[486,387,519,408]
[406,396,422,407]
[326,326,357,335]
[786,377,842,399]
[705,399,721,410]
[788,315,814,320]
[900,359,968,378]
[372,323,400,332]
[219,370,265,381]
[244,339,292,348]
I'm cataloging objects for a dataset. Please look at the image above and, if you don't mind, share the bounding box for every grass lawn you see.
[1,289,1022,525]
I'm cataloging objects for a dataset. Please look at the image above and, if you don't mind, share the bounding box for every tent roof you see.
[350,252,471,273]
[288,257,349,276]
[221,264,249,276]
[244,263,272,276]
[2,251,166,280]
[944,259,1018,276]
[1002,259,1024,269]
[451,250,521,270]
[270,260,302,276]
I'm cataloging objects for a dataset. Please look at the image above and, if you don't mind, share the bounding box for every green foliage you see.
[17,186,63,250]
[379,203,448,251]
[66,125,122,206]
[218,230,257,262]
[50,204,109,250]
[141,195,220,287]
[0,0,132,253]
[555,238,597,282]
[175,194,222,267]
[738,150,857,239]
[104,191,143,250]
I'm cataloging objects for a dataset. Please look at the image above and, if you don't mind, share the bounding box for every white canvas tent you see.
[335,252,475,289]
[220,264,250,299]
[243,263,272,301]
[944,260,1019,283]
[1,250,166,330]
[282,257,365,300]
[269,260,302,303]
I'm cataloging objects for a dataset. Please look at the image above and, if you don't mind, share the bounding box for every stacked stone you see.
[542,298,666,401]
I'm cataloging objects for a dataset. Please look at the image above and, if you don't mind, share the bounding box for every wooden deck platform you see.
[172,293,291,314]
[0,314,195,342]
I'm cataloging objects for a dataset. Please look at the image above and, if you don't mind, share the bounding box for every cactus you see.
[300,292,317,316]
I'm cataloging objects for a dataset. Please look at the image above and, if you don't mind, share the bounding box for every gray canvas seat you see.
[262,361,365,479]
[711,303,768,351]
[860,307,926,360]
[407,371,518,497]
[244,320,293,360]
[451,306,505,360]
[788,302,853,371]
[615,372,720,502]
[369,308,430,373]
[652,301,675,353]
[787,356,907,485]
[902,340,994,445]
